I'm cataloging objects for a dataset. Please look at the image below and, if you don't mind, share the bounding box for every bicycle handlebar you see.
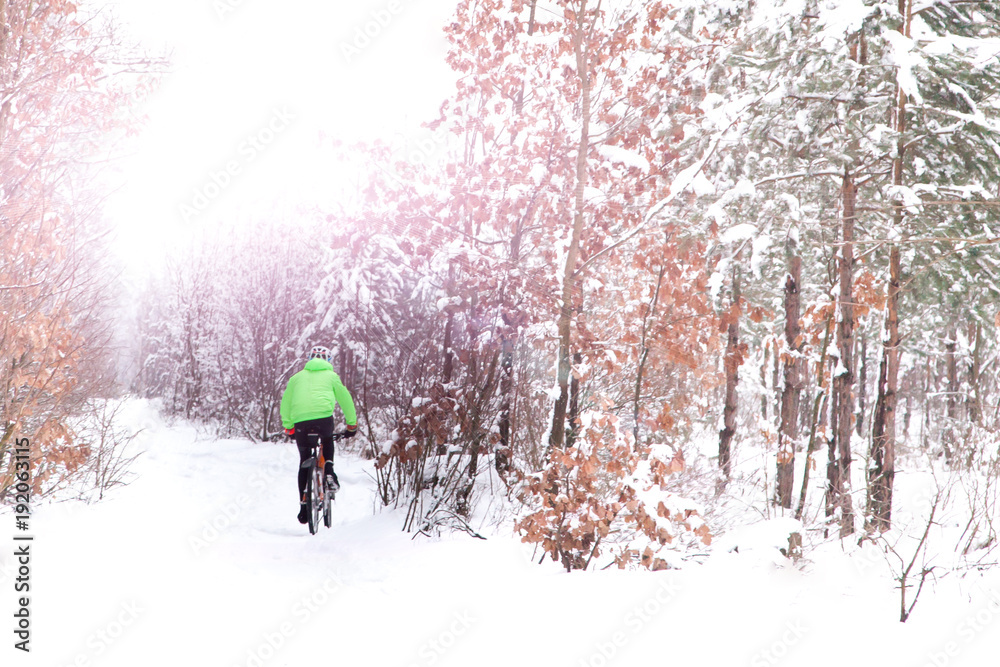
[285,430,353,442]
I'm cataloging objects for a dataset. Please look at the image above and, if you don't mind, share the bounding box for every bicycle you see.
[299,430,351,535]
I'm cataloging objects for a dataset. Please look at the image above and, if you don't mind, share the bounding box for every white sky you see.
[96,0,458,275]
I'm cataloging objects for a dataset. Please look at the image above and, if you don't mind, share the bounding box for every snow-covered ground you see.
[3,400,1000,666]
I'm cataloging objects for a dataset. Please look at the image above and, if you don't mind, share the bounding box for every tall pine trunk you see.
[866,0,910,532]
[868,0,909,526]
[719,267,741,481]
[868,246,900,531]
[829,171,857,537]
[777,246,802,508]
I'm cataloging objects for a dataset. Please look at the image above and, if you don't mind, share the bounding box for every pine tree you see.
[699,0,1000,533]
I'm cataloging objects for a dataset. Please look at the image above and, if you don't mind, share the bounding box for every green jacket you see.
[280,358,357,429]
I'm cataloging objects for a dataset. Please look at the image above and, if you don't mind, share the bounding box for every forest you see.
[3,0,1000,584]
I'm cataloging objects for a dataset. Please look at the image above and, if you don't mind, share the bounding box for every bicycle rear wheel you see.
[307,459,321,535]
[323,476,333,527]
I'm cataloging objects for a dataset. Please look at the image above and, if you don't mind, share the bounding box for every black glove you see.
[344,424,358,438]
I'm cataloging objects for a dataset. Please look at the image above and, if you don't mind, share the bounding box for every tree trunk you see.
[831,171,857,537]
[457,351,499,517]
[968,321,982,426]
[826,359,840,535]
[867,1,909,527]
[499,1,536,474]
[903,391,911,442]
[497,333,514,475]
[944,325,959,463]
[761,341,769,421]
[796,313,833,521]
[497,228,523,475]
[719,268,741,480]
[772,341,781,424]
[442,263,456,384]
[567,351,582,447]
[549,0,591,451]
[442,309,454,384]
[868,245,900,532]
[856,334,868,437]
[921,355,932,450]
[0,0,9,148]
[777,251,802,509]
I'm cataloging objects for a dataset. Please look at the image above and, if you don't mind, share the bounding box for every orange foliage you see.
[517,413,710,571]
[1,1,148,496]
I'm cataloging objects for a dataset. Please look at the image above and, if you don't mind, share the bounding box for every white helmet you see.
[309,345,331,361]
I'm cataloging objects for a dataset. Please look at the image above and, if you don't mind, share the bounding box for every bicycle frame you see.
[298,431,351,534]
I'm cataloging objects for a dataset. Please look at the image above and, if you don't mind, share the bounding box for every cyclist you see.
[280,345,358,524]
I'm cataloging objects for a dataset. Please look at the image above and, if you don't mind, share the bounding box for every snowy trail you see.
[3,402,1000,667]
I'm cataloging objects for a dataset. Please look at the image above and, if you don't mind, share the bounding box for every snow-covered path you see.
[3,402,1000,667]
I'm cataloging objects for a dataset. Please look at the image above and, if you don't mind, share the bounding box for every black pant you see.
[294,416,335,499]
